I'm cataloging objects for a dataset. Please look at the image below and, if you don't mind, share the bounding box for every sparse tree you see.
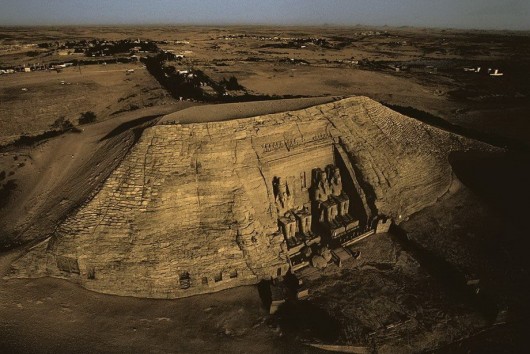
[78,111,97,125]
[50,116,74,130]
[222,76,244,91]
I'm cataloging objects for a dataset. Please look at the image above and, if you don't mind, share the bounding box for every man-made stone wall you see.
[8,96,496,298]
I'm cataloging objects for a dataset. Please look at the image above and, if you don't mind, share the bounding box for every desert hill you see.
[6,96,497,298]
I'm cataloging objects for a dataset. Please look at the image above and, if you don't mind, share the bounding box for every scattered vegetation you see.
[220,76,244,91]
[143,55,307,103]
[0,116,81,152]
[85,39,158,57]
[0,130,71,152]
[78,111,97,125]
[144,55,207,100]
[50,116,74,130]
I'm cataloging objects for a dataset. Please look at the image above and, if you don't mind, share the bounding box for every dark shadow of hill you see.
[382,103,530,153]
[449,150,530,219]
[99,115,161,142]
[275,300,341,343]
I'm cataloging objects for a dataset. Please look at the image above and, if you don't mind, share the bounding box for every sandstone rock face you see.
[8,96,495,298]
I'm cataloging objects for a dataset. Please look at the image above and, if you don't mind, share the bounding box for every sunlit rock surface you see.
[8,96,495,298]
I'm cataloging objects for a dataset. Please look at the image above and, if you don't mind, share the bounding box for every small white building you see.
[490,69,504,77]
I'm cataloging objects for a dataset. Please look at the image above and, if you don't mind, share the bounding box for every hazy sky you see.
[0,0,528,30]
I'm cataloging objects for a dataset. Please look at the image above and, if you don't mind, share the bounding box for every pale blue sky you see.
[0,0,528,30]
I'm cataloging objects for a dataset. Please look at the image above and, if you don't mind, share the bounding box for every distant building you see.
[490,69,504,77]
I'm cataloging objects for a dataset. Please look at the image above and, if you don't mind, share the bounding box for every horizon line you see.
[1,22,529,33]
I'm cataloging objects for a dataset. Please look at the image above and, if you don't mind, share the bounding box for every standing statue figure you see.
[274,177,293,214]
[330,167,343,197]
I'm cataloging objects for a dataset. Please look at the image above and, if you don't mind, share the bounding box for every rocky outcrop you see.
[7,96,496,298]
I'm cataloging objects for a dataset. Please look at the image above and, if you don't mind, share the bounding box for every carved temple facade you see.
[268,140,373,271]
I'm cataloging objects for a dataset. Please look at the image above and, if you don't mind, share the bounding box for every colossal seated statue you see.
[321,199,339,223]
[330,166,343,197]
[312,169,333,223]
[279,212,300,249]
[310,165,358,240]
[294,207,312,235]
[294,206,320,245]
[329,166,351,218]
[337,197,349,216]
[312,169,331,203]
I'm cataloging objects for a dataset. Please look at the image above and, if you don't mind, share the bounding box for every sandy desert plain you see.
[1,25,530,353]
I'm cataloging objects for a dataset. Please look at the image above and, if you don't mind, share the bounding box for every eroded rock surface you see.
[7,96,496,298]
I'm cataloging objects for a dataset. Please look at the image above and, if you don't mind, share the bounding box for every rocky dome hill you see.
[7,96,496,298]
